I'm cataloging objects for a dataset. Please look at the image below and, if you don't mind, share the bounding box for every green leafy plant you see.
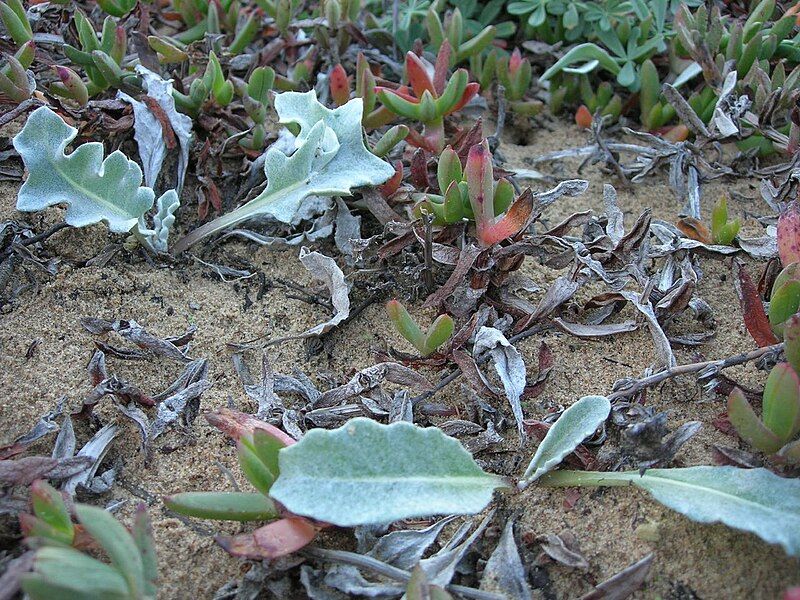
[426,7,496,65]
[63,11,140,97]
[21,481,158,600]
[496,48,542,116]
[450,0,515,40]
[328,54,396,129]
[173,91,395,253]
[96,0,137,18]
[172,51,234,117]
[0,0,32,47]
[419,140,535,246]
[13,107,179,254]
[386,300,454,356]
[0,42,34,103]
[376,43,479,152]
[711,196,741,246]
[235,66,275,151]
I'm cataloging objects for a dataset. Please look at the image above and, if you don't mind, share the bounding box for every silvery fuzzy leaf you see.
[480,520,532,599]
[13,107,154,234]
[295,247,350,338]
[144,189,179,252]
[270,420,506,527]
[521,395,610,485]
[368,516,457,570]
[173,92,394,252]
[474,327,527,443]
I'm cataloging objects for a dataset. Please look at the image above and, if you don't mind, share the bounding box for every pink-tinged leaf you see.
[433,40,452,96]
[450,82,480,113]
[778,202,800,266]
[377,84,417,103]
[575,105,592,129]
[728,388,782,454]
[205,408,296,446]
[478,188,534,246]
[466,140,495,230]
[405,51,434,98]
[732,260,779,347]
[379,160,403,198]
[786,588,800,600]
[509,48,523,76]
[762,363,800,442]
[216,517,317,558]
[329,64,350,107]
[410,148,431,189]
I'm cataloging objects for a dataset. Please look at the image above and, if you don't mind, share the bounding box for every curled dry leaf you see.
[732,259,779,347]
[313,362,432,408]
[217,517,318,559]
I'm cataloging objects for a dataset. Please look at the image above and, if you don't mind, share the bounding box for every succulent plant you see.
[376,42,479,152]
[20,481,158,600]
[711,196,741,246]
[386,300,455,356]
[426,7,496,66]
[728,355,800,463]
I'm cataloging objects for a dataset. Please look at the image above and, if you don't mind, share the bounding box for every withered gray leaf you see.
[554,318,638,338]
[480,520,531,598]
[368,516,457,570]
[537,532,589,570]
[579,553,653,600]
[619,290,675,369]
[474,327,527,443]
[51,416,76,460]
[63,424,118,495]
[420,512,493,587]
[295,247,351,338]
[233,352,283,418]
[334,198,362,262]
[314,363,432,408]
[0,455,91,486]
[324,564,404,597]
[151,379,211,440]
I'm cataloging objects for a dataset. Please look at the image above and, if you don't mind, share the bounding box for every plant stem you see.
[607,343,784,402]
[538,469,638,488]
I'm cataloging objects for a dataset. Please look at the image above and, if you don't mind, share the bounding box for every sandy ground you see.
[0,111,798,599]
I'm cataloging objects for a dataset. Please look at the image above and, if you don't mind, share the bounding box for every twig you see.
[487,84,506,152]
[608,343,783,402]
[422,213,434,294]
[0,98,42,128]
[301,547,506,600]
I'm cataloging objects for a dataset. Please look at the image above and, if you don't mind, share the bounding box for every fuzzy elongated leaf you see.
[270,418,508,526]
[13,107,154,233]
[541,466,800,557]
[173,91,394,252]
[521,396,610,485]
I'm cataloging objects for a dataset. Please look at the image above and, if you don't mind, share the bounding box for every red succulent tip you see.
[509,48,523,75]
[405,51,435,98]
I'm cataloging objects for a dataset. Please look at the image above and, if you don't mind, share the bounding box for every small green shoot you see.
[385,299,454,356]
[711,196,741,245]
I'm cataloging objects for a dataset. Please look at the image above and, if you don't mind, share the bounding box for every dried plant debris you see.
[81,317,196,362]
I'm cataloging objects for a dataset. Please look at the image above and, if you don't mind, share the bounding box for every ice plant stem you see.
[537,470,638,488]
[608,343,784,402]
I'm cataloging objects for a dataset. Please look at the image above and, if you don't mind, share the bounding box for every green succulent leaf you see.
[23,546,131,600]
[520,395,611,486]
[727,387,782,453]
[164,491,280,521]
[541,466,800,557]
[762,363,800,442]
[75,505,145,598]
[270,418,509,526]
[173,91,394,252]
